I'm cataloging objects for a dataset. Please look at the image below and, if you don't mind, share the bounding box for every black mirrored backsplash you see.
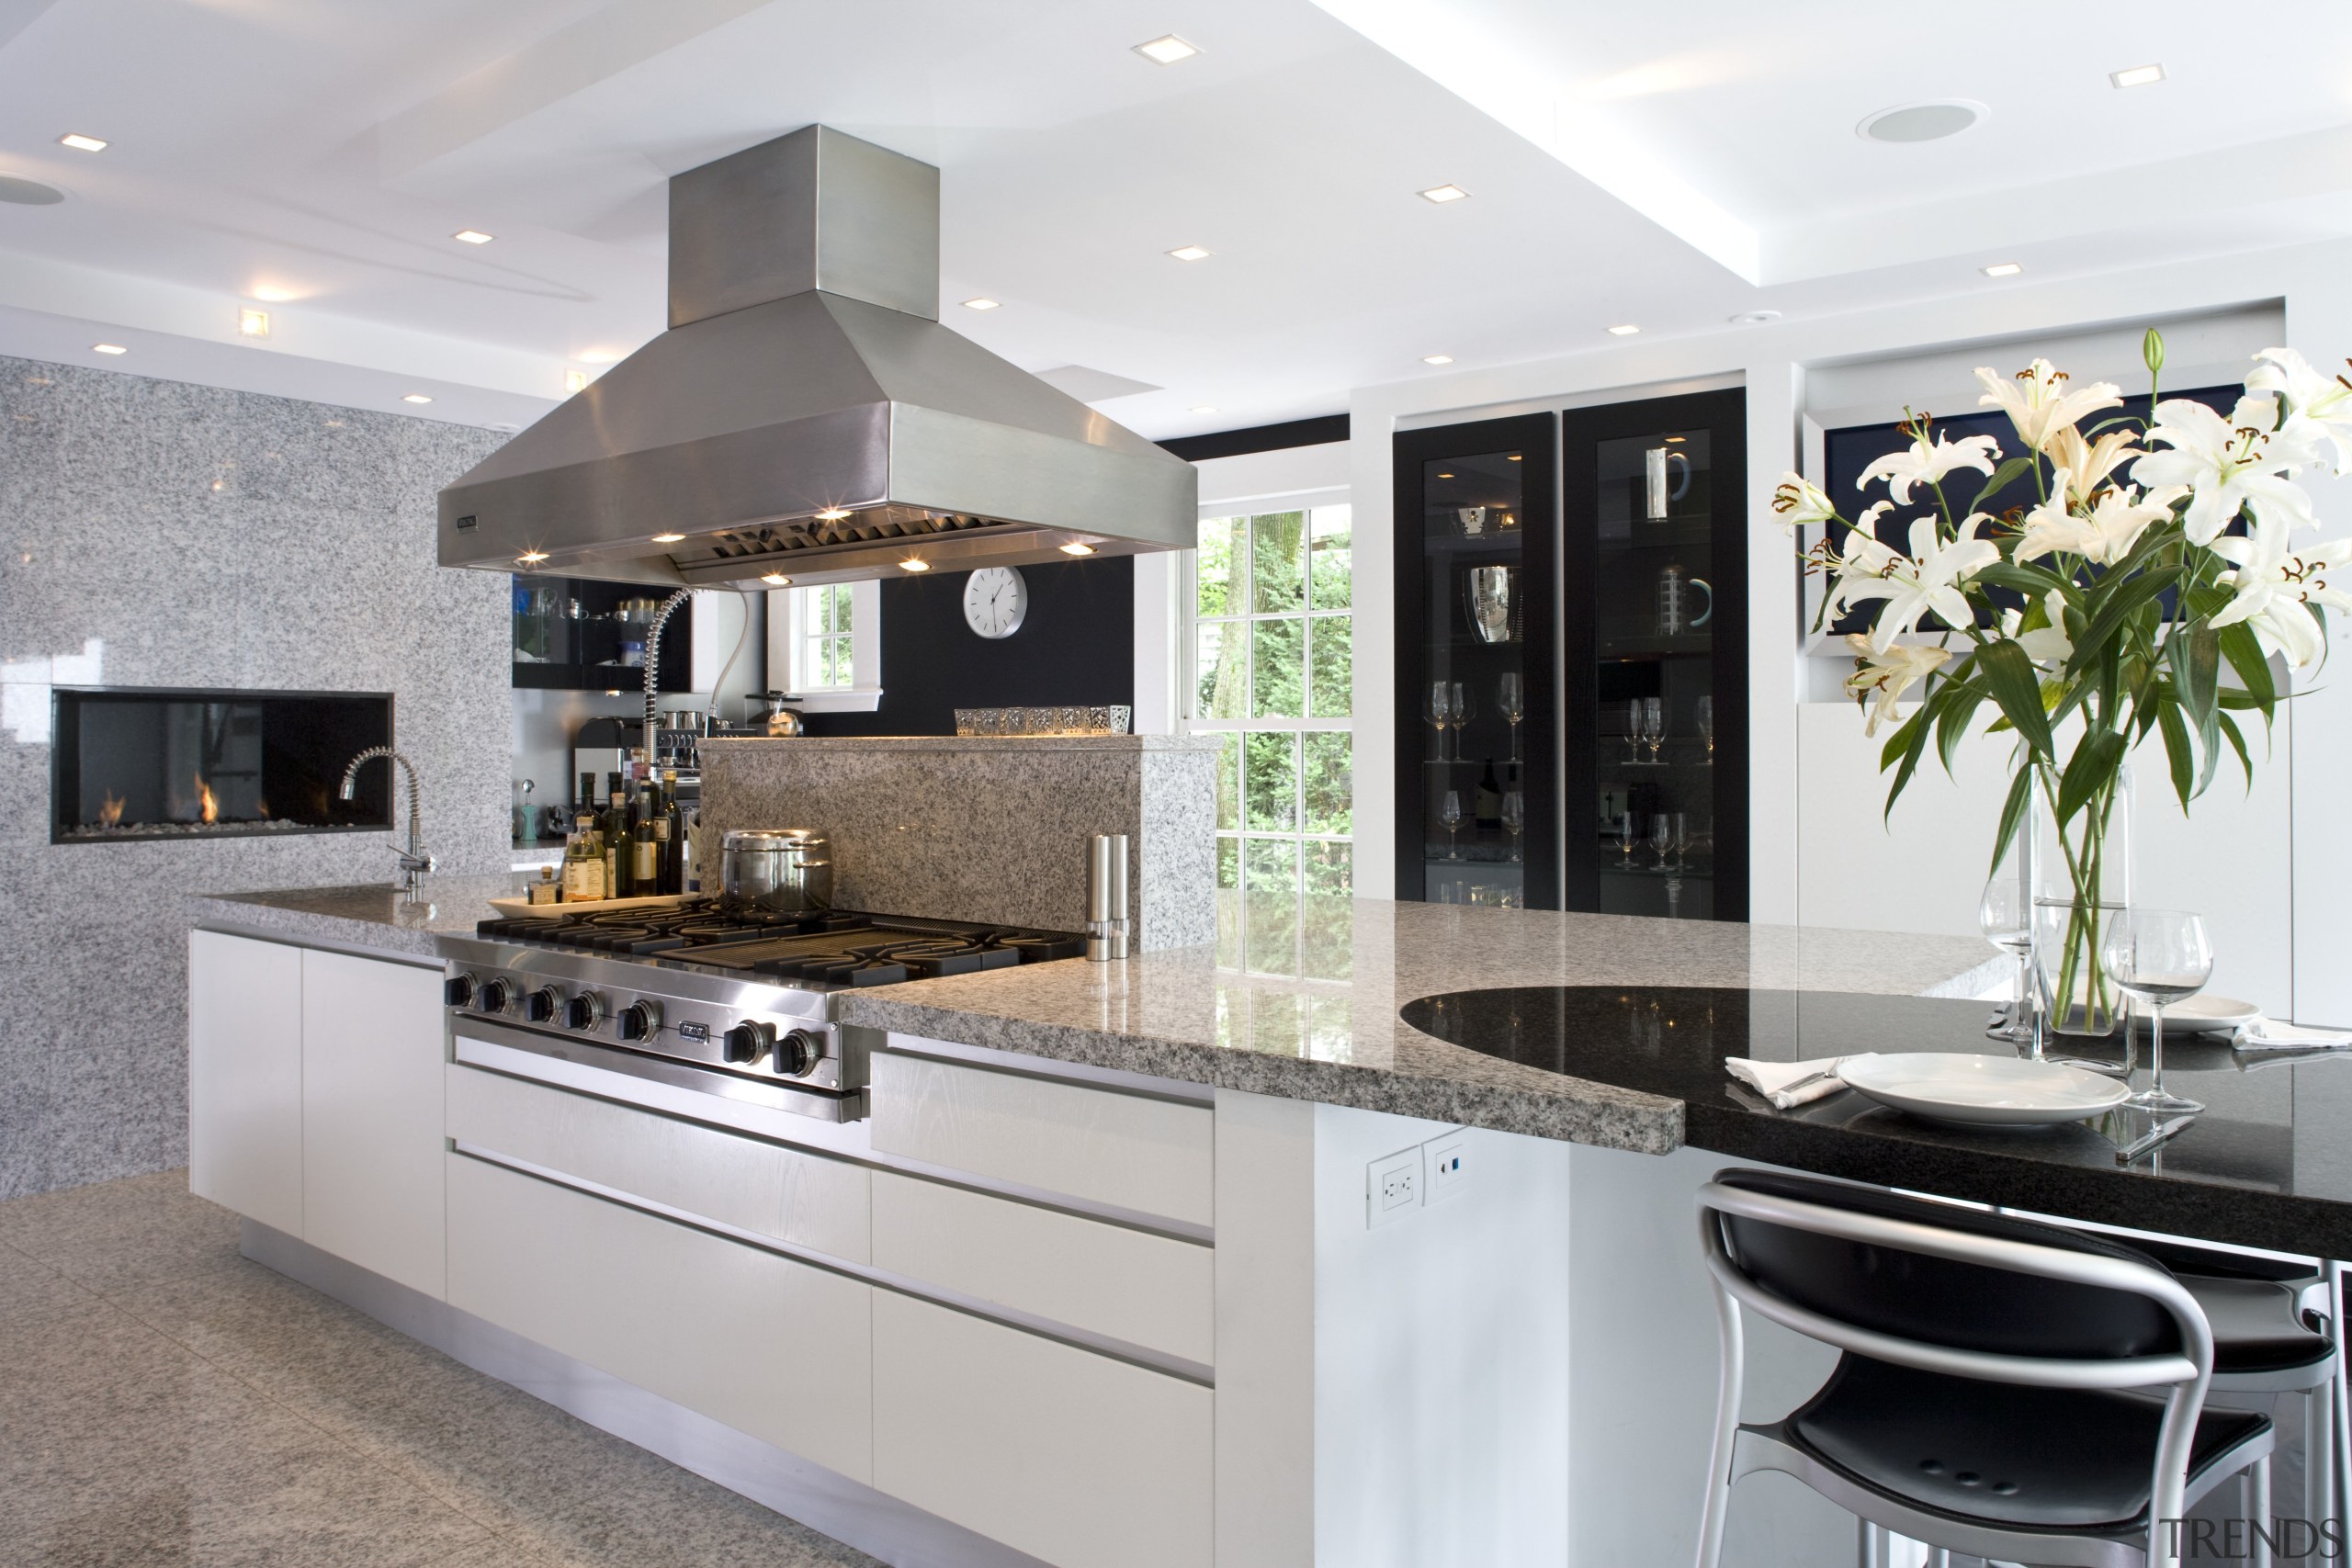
[51,687,393,843]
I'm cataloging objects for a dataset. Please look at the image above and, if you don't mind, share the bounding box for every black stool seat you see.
[2184,1274,2335,1374]
[1781,1356,2272,1531]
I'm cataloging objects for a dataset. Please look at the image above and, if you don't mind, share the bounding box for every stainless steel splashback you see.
[438,125,1196,588]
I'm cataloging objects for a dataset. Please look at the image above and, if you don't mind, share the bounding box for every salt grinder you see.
[1087,833,1131,961]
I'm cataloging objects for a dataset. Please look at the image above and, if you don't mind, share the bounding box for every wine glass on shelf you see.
[1641,697,1666,765]
[1449,681,1478,761]
[1623,701,1644,765]
[1978,874,2037,1054]
[1649,811,1675,870]
[1440,790,1464,862]
[1498,672,1525,763]
[1696,695,1715,764]
[1501,791,1525,863]
[1425,681,1454,763]
[1615,810,1637,863]
[2099,909,2212,1114]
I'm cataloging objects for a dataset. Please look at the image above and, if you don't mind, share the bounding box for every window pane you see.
[1303,732,1352,836]
[1244,731,1300,831]
[1250,512,1306,614]
[1198,515,1240,616]
[1250,616,1305,717]
[818,586,838,635]
[1305,840,1353,898]
[1197,622,1244,719]
[1307,615,1351,718]
[1215,732,1241,832]
[1244,836,1300,895]
[1216,835,1240,891]
[818,638,841,687]
[832,636,854,685]
[1309,506,1352,611]
[831,584,853,634]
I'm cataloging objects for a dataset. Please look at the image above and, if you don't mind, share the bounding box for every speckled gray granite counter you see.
[836,897,2007,1155]
[188,875,529,960]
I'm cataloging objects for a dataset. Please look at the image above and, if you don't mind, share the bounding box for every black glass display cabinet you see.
[1562,388,1747,921]
[512,574,695,694]
[1392,413,1559,908]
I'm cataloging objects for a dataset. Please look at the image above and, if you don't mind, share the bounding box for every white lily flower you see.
[1840,515,2000,654]
[2013,479,2185,566]
[1975,358,2122,452]
[1770,471,1838,531]
[2210,528,2352,671]
[1998,589,2075,665]
[2132,396,2320,545]
[1857,429,2002,503]
[1822,521,1902,622]
[2246,346,2352,473]
[2043,423,2143,502]
[1843,635,1951,737]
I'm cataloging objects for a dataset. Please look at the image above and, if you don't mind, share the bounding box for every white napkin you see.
[2234,1018,2352,1053]
[1725,1054,1880,1110]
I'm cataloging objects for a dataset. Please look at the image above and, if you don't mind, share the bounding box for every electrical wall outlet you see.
[1366,1146,1423,1228]
[1424,1134,1469,1204]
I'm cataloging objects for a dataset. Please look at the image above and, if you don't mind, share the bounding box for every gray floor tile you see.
[0,1171,241,1292]
[0,1241,103,1328]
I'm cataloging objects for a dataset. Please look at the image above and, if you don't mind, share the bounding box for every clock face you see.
[963,567,1028,639]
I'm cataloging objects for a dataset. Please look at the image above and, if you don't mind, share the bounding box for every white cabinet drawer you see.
[447,1154,872,1483]
[871,1172,1211,1365]
[873,1292,1211,1568]
[870,1052,1212,1227]
[447,1064,870,1263]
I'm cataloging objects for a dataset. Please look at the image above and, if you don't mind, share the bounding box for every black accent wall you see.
[799,557,1136,737]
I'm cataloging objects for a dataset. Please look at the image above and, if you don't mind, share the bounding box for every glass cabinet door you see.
[1392,413,1557,908]
[1563,389,1747,920]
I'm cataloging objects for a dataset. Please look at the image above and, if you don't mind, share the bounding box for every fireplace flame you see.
[255,798,271,820]
[196,773,218,825]
[99,791,125,829]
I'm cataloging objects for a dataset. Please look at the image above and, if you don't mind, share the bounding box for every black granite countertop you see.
[1404,985,2352,1257]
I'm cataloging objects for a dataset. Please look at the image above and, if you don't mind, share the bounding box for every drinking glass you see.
[2099,909,2212,1114]
[1501,791,1525,863]
[1498,672,1526,762]
[1649,812,1675,869]
[1641,697,1665,764]
[1696,695,1715,762]
[1426,682,1454,762]
[1615,810,1637,863]
[1450,682,1478,761]
[1441,790,1464,862]
[1979,875,2037,1053]
[1624,701,1644,765]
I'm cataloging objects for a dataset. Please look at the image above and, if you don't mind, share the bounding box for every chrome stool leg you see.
[2249,1452,2273,1568]
[1854,1517,1892,1568]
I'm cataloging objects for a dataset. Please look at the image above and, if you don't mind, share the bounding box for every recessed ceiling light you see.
[1133,34,1200,65]
[1059,542,1096,556]
[1607,323,1641,336]
[1167,244,1212,262]
[564,369,589,394]
[1190,404,1219,414]
[517,550,548,565]
[650,533,685,544]
[1983,261,2024,277]
[238,309,269,338]
[899,558,931,572]
[2110,63,2165,88]
[761,571,791,586]
[402,393,434,404]
[1859,100,1985,143]
[249,284,299,302]
[962,297,1001,310]
[1419,184,1470,204]
[452,229,494,245]
[1422,354,1453,366]
[576,348,620,365]
[58,133,107,152]
[91,343,126,355]
[1731,310,1782,325]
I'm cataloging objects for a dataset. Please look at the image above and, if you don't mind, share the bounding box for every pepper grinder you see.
[1087,833,1131,961]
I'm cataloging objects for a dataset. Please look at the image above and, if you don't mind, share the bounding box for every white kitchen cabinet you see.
[871,1051,1214,1227]
[447,1153,873,1483]
[873,1292,1212,1568]
[870,1171,1211,1364]
[299,949,447,1298]
[187,931,304,1235]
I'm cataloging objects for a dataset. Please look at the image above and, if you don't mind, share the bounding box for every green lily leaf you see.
[2055,728,2129,827]
[1973,561,2075,602]
[1989,765,2034,877]
[2218,621,2278,718]
[1975,638,2055,761]
[2155,699,2195,813]
[2165,620,2222,798]
[2064,569,2179,682]
[1970,457,2037,512]
[1935,678,1987,778]
[2218,710,2255,792]
[1881,696,1939,823]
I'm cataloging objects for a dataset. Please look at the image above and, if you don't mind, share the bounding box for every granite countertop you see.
[702,734,1220,752]
[188,874,532,959]
[835,897,2006,1155]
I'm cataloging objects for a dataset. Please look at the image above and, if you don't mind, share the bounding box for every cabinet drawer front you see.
[447,1064,870,1263]
[873,1292,1211,1568]
[447,1154,872,1483]
[872,1172,1211,1366]
[870,1053,1212,1227]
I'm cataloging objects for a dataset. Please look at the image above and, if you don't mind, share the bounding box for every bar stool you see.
[1695,1169,2275,1568]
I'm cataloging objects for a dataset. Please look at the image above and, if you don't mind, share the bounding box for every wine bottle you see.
[603,788,631,897]
[658,768,684,895]
[631,779,661,894]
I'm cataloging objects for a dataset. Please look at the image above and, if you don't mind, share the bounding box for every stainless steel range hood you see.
[438,125,1197,588]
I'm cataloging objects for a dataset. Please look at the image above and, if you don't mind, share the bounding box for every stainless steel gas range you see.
[436,901,1087,1122]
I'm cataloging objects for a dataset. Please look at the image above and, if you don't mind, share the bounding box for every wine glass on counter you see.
[1501,790,1525,863]
[1441,790,1464,862]
[1426,682,1455,762]
[1978,874,2037,1053]
[2100,909,2213,1115]
[1498,672,1525,763]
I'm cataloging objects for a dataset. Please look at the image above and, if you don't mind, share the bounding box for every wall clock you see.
[963,567,1028,639]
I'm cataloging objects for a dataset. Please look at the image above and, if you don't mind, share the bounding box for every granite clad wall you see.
[0,355,509,1198]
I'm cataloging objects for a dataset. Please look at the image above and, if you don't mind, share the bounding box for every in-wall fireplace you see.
[51,687,394,843]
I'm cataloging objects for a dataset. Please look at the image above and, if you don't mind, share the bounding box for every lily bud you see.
[2143,327,2165,376]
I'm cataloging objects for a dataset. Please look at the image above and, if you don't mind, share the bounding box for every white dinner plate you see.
[1837,1053,2130,1128]
[2135,996,2259,1034]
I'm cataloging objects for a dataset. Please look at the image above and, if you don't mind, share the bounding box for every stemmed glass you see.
[1978,875,2037,1055]
[1641,697,1665,764]
[1696,695,1715,764]
[1498,672,1525,763]
[2099,909,2212,1114]
[1440,790,1464,862]
[1623,701,1644,765]
[1615,810,1637,863]
[1501,791,1525,863]
[1426,682,1454,762]
[1649,811,1676,870]
[1450,682,1478,762]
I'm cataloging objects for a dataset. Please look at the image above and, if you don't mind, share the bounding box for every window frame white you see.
[764,581,883,713]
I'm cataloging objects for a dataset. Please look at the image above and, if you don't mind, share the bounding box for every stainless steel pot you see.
[719,829,833,912]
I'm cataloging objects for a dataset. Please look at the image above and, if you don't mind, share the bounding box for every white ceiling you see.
[0,0,2341,440]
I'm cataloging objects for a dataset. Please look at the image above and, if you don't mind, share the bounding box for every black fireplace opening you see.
[51,687,394,843]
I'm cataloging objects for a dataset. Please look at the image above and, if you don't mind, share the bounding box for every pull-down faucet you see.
[339,747,434,895]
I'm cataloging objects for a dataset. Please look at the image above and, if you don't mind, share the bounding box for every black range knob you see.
[524,986,562,1024]
[475,978,513,1015]
[563,993,605,1032]
[723,1021,776,1066]
[776,1028,824,1077]
[617,1000,661,1043]
[444,974,476,1010]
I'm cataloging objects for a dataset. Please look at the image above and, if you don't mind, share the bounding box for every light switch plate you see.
[1367,1146,1423,1228]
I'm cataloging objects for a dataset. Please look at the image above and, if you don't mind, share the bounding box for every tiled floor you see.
[0,1170,885,1568]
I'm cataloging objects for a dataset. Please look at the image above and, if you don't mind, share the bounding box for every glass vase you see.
[2031,759,2133,1059]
